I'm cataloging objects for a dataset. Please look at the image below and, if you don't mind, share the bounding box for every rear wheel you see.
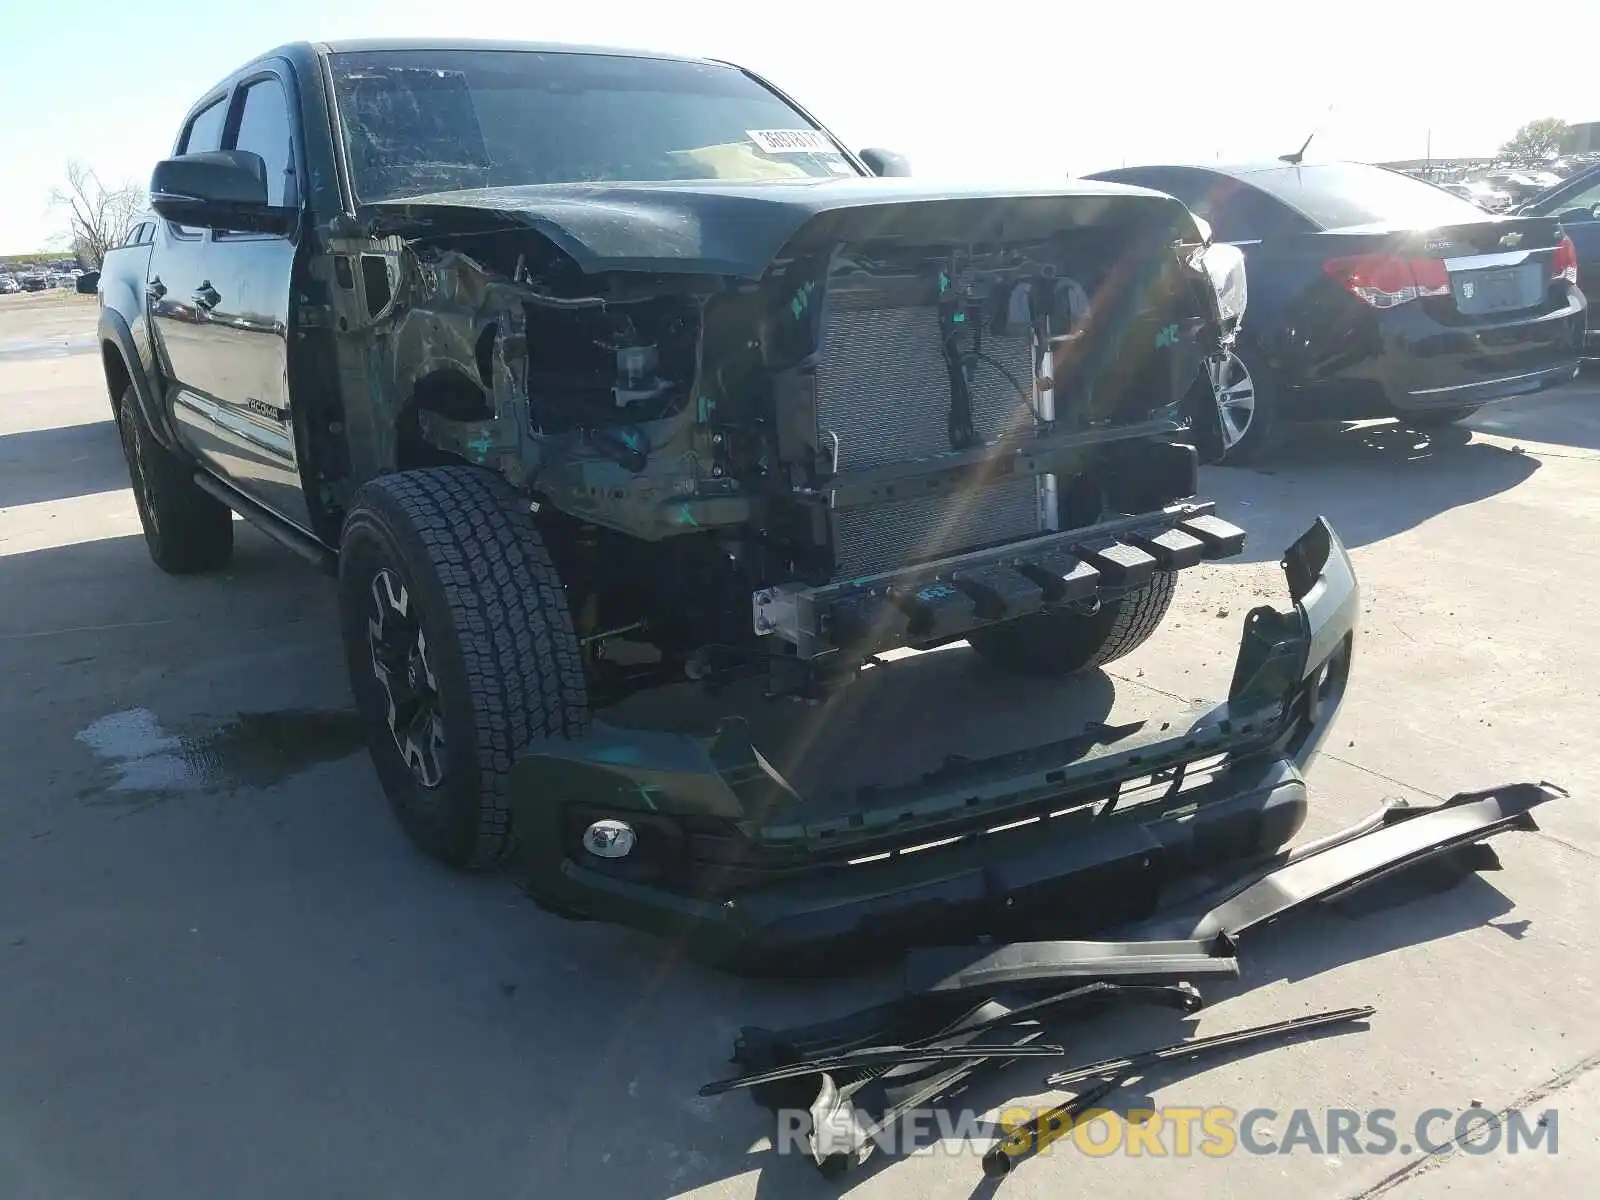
[338,467,589,870]
[970,571,1177,677]
[1403,405,1481,429]
[116,387,233,574]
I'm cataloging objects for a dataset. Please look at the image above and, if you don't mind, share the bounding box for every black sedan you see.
[1515,163,1600,356]
[1085,160,1586,461]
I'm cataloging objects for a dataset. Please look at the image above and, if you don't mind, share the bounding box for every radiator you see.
[814,303,1047,580]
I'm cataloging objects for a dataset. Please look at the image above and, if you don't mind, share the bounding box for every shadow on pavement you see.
[0,527,330,645]
[1465,379,1600,452]
[0,419,130,508]
[604,644,1124,807]
[1205,421,1541,562]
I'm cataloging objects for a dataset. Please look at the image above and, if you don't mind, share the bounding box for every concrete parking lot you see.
[1,289,1597,1200]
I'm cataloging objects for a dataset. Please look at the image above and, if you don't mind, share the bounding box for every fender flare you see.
[98,306,182,453]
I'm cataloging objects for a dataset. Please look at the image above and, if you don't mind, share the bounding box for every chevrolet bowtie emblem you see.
[1500,231,1524,248]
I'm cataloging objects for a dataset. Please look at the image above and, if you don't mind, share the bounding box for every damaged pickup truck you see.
[98,38,1346,968]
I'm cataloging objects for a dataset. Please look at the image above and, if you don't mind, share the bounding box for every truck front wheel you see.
[969,571,1177,676]
[337,467,589,870]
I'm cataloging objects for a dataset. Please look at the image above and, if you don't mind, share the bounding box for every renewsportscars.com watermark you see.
[776,1104,1560,1160]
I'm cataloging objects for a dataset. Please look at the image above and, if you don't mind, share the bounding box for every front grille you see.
[815,303,1045,579]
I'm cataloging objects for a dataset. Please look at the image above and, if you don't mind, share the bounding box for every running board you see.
[192,471,336,573]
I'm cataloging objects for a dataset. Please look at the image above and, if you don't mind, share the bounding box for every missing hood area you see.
[326,182,1223,541]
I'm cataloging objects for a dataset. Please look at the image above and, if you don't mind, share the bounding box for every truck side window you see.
[181,97,229,155]
[174,98,230,238]
[229,77,296,210]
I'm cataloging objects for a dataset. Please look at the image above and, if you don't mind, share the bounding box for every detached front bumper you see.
[509,518,1359,972]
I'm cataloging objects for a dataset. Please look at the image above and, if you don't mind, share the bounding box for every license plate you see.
[1454,265,1539,315]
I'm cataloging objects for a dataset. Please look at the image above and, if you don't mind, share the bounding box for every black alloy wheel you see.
[366,565,447,790]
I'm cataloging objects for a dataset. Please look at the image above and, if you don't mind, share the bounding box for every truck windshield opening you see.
[328,49,859,202]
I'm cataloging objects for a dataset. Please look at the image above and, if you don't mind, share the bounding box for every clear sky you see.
[3,0,1593,254]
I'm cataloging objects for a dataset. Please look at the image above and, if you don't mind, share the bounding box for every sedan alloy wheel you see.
[1207,350,1257,451]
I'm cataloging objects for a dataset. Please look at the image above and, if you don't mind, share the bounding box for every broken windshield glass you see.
[328,49,859,202]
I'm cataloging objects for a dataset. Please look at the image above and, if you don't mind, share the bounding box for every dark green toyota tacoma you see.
[96,38,1356,969]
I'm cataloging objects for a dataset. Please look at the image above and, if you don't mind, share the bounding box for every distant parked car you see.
[1515,164,1600,357]
[1085,160,1585,461]
[1484,171,1552,207]
[1449,179,1513,211]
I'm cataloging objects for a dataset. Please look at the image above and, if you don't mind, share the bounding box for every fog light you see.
[582,819,637,859]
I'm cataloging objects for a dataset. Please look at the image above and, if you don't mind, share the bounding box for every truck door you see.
[178,69,313,532]
[148,94,229,402]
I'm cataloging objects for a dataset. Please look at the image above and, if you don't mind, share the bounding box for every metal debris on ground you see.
[702,781,1564,1181]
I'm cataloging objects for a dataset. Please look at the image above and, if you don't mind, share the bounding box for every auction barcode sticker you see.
[747,129,835,155]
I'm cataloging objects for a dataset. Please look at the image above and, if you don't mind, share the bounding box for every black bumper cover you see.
[509,517,1359,971]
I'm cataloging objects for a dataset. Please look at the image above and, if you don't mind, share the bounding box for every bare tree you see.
[1498,118,1568,166]
[49,160,144,269]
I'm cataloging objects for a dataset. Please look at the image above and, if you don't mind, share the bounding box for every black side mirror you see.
[149,150,294,235]
[858,148,912,178]
[76,271,100,294]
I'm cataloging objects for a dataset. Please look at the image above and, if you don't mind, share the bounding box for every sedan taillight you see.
[1551,235,1578,285]
[1323,254,1450,309]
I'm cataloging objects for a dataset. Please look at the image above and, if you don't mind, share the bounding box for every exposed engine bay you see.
[320,184,1244,703]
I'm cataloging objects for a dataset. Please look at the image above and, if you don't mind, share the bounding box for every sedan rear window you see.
[1242,162,1492,230]
[328,49,859,203]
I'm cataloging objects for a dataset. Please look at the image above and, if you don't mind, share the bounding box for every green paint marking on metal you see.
[790,281,815,320]
[676,503,699,527]
[466,430,496,462]
[1154,323,1180,348]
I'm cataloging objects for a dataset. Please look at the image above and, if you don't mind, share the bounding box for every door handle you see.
[145,277,167,300]
[192,282,221,310]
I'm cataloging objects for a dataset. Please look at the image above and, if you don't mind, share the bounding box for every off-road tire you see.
[116,387,234,573]
[1403,405,1481,429]
[338,466,589,871]
[970,571,1178,677]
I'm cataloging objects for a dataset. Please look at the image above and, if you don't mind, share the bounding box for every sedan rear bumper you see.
[1400,360,1580,410]
[1385,290,1585,414]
